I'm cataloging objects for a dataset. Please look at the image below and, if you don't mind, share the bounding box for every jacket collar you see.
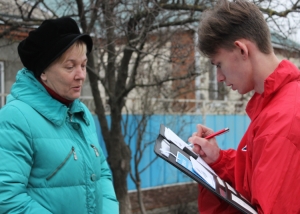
[8,68,89,126]
[263,60,300,98]
[246,60,300,120]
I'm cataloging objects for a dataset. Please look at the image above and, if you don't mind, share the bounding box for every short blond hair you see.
[54,40,87,64]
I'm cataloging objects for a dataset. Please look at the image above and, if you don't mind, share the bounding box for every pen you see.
[205,127,229,139]
[187,127,229,147]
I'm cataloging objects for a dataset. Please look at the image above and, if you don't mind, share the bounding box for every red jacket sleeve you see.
[198,149,239,214]
[210,149,237,186]
[198,185,242,214]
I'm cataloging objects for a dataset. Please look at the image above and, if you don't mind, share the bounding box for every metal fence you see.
[94,114,250,191]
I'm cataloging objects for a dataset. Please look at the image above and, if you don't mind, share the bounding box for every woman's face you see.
[41,44,87,101]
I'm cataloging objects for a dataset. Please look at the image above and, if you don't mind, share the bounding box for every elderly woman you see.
[0,17,119,213]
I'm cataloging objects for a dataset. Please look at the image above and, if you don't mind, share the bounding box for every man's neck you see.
[252,52,280,94]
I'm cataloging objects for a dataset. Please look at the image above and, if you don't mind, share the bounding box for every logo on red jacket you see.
[242,145,247,151]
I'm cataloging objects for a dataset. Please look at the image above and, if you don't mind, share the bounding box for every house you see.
[0,0,50,107]
[132,29,300,115]
[1,1,300,114]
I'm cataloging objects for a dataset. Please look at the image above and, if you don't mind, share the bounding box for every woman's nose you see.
[75,66,86,80]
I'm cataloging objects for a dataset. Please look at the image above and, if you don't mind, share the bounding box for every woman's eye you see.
[65,66,74,70]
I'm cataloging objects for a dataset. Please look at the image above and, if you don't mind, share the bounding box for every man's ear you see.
[234,40,248,60]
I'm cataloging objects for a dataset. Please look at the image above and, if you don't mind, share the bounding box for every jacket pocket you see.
[46,146,77,180]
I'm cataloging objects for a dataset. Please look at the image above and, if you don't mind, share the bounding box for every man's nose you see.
[217,69,225,82]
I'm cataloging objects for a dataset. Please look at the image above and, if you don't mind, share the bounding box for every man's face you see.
[41,45,87,101]
[210,47,254,94]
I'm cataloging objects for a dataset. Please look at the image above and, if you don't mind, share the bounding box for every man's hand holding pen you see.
[188,124,226,164]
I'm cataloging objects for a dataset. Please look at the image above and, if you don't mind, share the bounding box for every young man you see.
[188,0,300,213]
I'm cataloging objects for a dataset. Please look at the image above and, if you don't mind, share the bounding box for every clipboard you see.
[154,124,257,214]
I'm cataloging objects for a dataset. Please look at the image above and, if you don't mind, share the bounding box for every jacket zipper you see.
[90,144,99,157]
[72,146,77,160]
[46,146,77,180]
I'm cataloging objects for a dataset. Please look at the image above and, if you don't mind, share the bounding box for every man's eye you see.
[216,64,221,68]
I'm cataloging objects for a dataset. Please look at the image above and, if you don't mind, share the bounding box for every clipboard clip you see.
[183,147,198,159]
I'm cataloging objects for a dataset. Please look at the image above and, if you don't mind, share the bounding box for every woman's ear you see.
[234,40,248,60]
[40,72,47,82]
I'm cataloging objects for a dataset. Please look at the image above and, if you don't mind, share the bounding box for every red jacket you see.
[198,60,300,214]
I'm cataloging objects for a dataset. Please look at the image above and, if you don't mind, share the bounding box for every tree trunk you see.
[137,183,147,214]
[87,57,133,214]
[108,105,132,214]
[107,128,132,214]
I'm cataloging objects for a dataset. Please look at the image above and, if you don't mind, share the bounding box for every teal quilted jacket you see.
[0,68,119,214]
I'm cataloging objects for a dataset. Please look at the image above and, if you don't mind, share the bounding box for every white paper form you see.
[164,127,218,176]
[196,156,217,176]
[164,127,199,159]
[160,139,171,158]
[190,157,216,189]
[164,127,189,149]
[231,194,258,214]
[226,182,237,194]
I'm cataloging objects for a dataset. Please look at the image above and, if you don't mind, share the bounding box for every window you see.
[0,61,4,107]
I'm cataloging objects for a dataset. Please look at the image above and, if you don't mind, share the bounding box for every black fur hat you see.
[18,17,93,78]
